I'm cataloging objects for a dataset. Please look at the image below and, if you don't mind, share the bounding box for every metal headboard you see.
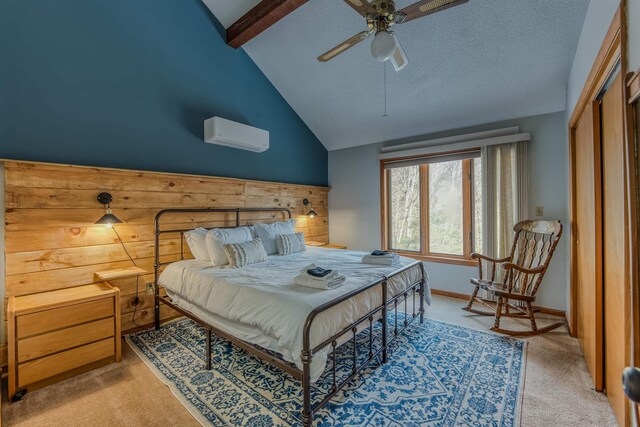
[153,207,292,284]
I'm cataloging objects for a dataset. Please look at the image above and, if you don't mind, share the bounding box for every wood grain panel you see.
[121,305,178,332]
[601,72,630,426]
[5,187,245,209]
[226,0,309,48]
[5,162,246,194]
[3,160,330,362]
[5,208,326,230]
[5,224,171,252]
[5,216,327,250]
[120,294,158,316]
[573,101,603,391]
[6,240,183,275]
[7,258,169,297]
[18,337,114,387]
[18,317,114,363]
[244,183,327,197]
[17,298,114,338]
[0,344,7,366]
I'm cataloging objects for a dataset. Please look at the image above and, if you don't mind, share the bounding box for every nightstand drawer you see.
[17,317,115,363]
[17,298,114,338]
[18,338,115,387]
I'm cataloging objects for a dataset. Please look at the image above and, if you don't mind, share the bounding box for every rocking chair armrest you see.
[501,262,545,274]
[470,253,511,264]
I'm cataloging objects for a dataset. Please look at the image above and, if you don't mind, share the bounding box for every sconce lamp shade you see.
[95,192,122,227]
[303,198,319,219]
[95,211,123,227]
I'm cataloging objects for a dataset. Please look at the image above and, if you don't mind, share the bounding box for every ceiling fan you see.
[318,0,468,71]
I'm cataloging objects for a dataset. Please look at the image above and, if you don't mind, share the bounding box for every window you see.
[383,152,482,265]
[389,165,421,251]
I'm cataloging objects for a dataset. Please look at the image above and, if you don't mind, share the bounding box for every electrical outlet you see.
[146,282,154,295]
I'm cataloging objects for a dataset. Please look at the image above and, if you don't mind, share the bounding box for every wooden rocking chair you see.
[462,220,564,336]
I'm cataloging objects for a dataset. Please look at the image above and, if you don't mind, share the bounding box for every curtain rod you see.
[378,132,530,161]
[379,126,520,153]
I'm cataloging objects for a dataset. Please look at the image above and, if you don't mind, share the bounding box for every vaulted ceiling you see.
[203,0,590,151]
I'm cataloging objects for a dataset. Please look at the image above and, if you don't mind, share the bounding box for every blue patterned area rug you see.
[126,314,526,427]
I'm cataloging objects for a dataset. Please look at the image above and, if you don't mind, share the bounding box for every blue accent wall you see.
[0,0,328,186]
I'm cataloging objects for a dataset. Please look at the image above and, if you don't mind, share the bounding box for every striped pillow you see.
[223,238,268,268]
[275,232,306,256]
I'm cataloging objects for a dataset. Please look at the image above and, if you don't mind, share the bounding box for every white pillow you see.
[276,232,306,255]
[184,227,210,261]
[224,238,268,268]
[206,226,253,266]
[254,220,296,255]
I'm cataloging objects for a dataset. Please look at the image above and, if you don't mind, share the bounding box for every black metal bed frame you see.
[153,207,426,427]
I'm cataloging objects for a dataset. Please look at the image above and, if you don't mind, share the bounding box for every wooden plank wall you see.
[2,160,329,363]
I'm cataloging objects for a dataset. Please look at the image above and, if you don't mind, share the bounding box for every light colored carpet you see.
[2,295,617,426]
[433,296,617,427]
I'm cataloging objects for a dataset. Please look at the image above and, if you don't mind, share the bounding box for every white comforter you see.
[159,246,430,381]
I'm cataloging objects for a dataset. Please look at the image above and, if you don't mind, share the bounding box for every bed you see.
[153,208,428,426]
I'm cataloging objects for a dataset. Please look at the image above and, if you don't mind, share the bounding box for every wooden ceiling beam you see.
[226,0,308,49]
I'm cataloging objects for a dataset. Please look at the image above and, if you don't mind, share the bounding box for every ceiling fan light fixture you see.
[317,0,468,66]
[370,30,396,62]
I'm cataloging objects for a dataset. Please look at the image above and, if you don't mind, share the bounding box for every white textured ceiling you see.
[203,0,589,151]
[201,0,262,28]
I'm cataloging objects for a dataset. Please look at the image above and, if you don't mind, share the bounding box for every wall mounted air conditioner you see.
[204,117,269,153]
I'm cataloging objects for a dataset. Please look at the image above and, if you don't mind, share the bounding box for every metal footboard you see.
[300,261,425,426]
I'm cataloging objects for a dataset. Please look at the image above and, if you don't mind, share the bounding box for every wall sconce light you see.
[303,198,318,219]
[95,192,123,228]
[94,192,140,307]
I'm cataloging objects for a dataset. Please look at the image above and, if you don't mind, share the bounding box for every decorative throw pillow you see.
[184,227,210,261]
[254,219,296,255]
[205,227,253,266]
[275,232,306,255]
[224,238,268,268]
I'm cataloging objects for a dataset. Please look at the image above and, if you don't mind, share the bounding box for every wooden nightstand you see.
[7,283,121,401]
[307,241,347,250]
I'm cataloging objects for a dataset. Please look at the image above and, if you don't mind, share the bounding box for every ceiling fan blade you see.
[317,31,373,62]
[396,0,468,24]
[343,0,376,17]
[390,35,408,71]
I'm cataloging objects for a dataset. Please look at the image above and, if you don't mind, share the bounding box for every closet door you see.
[573,101,603,391]
[601,71,630,426]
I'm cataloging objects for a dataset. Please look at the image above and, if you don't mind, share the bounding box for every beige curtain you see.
[481,141,528,282]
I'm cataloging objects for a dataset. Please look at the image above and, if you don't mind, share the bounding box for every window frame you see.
[381,152,480,267]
